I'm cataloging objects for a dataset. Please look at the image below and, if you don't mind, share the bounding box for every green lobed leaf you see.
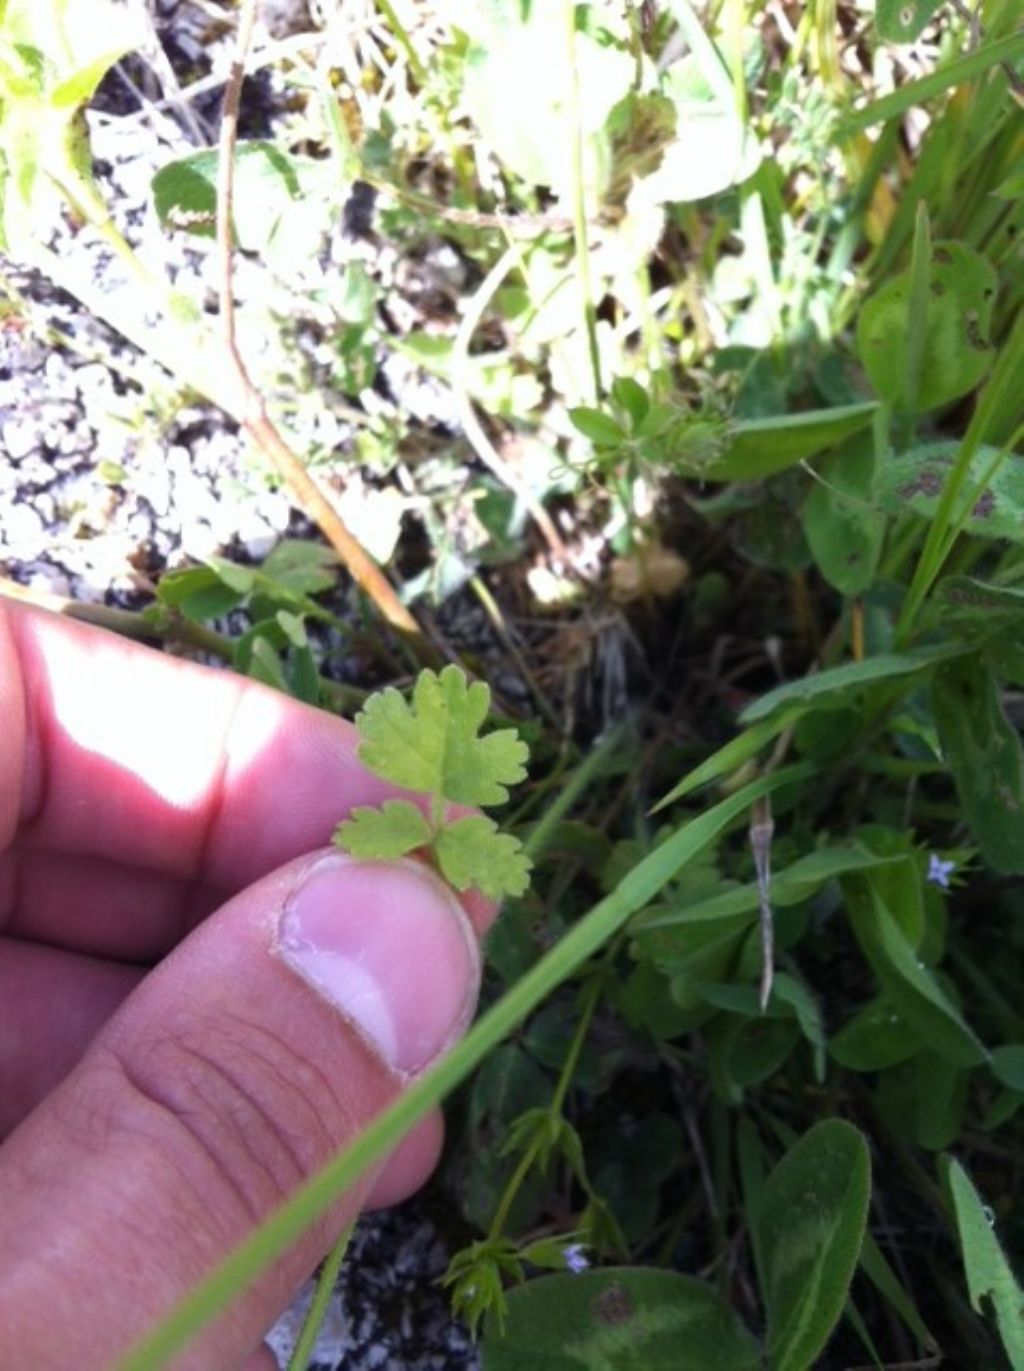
[932,655,1024,874]
[436,815,532,900]
[117,765,815,1368]
[260,540,339,596]
[481,1268,761,1371]
[334,800,432,861]
[354,665,529,808]
[155,565,248,622]
[757,1119,871,1371]
[947,1159,1024,1370]
[856,241,996,412]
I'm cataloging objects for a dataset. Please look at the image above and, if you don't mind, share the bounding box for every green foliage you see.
[481,1268,761,1370]
[857,241,996,412]
[16,1,1024,1366]
[334,667,531,900]
[353,666,528,806]
[151,142,309,255]
[801,436,885,596]
[932,655,1024,874]
[875,441,1024,543]
[0,0,144,247]
[757,1120,871,1371]
[947,1160,1024,1369]
[874,0,945,44]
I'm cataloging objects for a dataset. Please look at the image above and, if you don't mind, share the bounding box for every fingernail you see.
[276,855,480,1077]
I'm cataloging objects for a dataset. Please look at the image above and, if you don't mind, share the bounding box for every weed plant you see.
[2,0,1024,1366]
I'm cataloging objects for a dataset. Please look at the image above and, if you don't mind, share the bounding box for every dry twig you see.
[217,0,421,637]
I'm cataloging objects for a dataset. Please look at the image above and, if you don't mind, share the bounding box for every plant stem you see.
[564,0,602,403]
[284,1223,353,1371]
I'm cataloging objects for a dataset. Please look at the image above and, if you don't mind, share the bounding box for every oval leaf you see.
[875,0,945,44]
[856,241,996,412]
[481,1268,761,1371]
[876,441,1024,544]
[757,1119,871,1371]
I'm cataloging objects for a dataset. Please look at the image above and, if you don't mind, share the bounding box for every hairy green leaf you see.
[856,241,996,412]
[740,643,963,723]
[355,665,528,808]
[481,1268,761,1370]
[876,442,1024,544]
[334,800,432,860]
[841,875,986,1066]
[947,1159,1024,1370]
[758,1119,871,1371]
[436,816,532,900]
[802,436,885,596]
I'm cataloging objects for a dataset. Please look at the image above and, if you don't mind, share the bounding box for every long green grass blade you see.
[845,33,1024,132]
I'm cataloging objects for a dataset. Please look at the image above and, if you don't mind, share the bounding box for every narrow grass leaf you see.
[844,33,1024,132]
[739,643,963,723]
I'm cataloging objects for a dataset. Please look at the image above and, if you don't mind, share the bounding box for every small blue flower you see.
[927,853,955,889]
[563,1243,589,1274]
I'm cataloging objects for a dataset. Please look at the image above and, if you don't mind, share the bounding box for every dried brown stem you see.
[217,0,422,638]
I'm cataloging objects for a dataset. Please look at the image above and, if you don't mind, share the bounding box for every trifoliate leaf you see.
[436,816,533,900]
[355,665,529,807]
[334,800,432,860]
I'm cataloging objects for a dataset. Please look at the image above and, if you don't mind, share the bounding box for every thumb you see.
[0,852,480,1370]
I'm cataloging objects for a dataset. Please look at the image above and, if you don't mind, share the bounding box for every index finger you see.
[0,602,494,926]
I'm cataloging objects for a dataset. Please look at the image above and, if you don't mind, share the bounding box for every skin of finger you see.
[0,851,476,1369]
[2,602,497,945]
[0,936,139,1134]
[0,847,225,961]
[0,934,448,1206]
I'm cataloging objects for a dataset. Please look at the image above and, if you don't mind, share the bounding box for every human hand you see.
[0,602,491,1369]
